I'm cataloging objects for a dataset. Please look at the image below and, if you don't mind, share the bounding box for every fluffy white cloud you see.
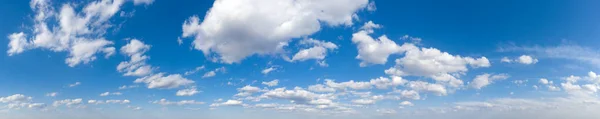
[389,90,420,100]
[202,71,216,78]
[134,73,194,89]
[152,99,204,106]
[7,32,30,56]
[501,55,538,65]
[501,57,512,63]
[222,100,243,106]
[238,85,261,93]
[352,22,418,67]
[7,0,148,67]
[385,46,490,89]
[517,55,538,65]
[325,79,372,90]
[99,92,122,96]
[262,79,279,87]
[176,88,200,96]
[210,100,244,107]
[6,103,47,110]
[470,73,510,89]
[359,21,381,33]
[539,78,550,85]
[53,98,83,107]
[0,94,46,110]
[289,38,338,63]
[406,81,447,96]
[260,88,331,104]
[369,76,406,89]
[320,76,406,91]
[117,39,153,76]
[0,94,32,103]
[181,0,370,63]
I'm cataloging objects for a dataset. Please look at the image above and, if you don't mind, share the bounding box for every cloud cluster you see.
[181,0,370,63]
[501,55,538,65]
[152,99,204,106]
[0,94,46,110]
[7,0,152,67]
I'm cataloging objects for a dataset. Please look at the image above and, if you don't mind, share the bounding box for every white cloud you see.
[7,32,30,56]
[538,78,560,91]
[389,90,420,100]
[538,78,561,91]
[399,101,414,106]
[152,99,204,106]
[308,84,336,93]
[0,94,32,103]
[406,81,447,96]
[517,55,538,65]
[400,35,422,44]
[385,46,491,89]
[359,21,381,33]
[202,67,225,78]
[53,98,83,107]
[369,76,406,89]
[210,100,244,107]
[68,82,81,87]
[46,92,58,97]
[181,0,370,63]
[501,57,512,63]
[222,100,243,106]
[262,79,279,87]
[118,85,139,90]
[184,66,205,75]
[500,55,539,64]
[176,88,200,96]
[117,39,153,76]
[134,73,194,89]
[7,0,147,67]
[325,79,372,90]
[261,67,277,75]
[539,78,550,85]
[0,94,46,110]
[260,88,331,104]
[290,38,338,63]
[87,99,130,104]
[99,92,122,96]
[202,71,216,78]
[238,85,261,93]
[320,76,406,91]
[470,73,510,89]
[352,21,418,67]
[127,105,142,110]
[500,44,600,66]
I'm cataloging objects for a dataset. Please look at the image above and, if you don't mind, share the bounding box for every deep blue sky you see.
[1,0,600,119]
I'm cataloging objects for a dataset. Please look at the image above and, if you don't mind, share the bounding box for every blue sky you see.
[2,0,600,119]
